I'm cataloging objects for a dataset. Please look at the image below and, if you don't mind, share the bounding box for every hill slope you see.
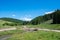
[0,17,23,23]
[31,14,53,25]
[31,10,60,25]
[0,17,24,26]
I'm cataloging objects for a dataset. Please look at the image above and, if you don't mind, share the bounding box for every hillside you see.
[0,20,15,28]
[0,17,23,23]
[31,13,53,25]
[31,10,60,25]
[0,17,25,27]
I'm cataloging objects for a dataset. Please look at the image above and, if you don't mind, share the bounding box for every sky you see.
[0,0,60,21]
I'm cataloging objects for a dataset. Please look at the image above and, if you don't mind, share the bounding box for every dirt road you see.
[0,27,16,32]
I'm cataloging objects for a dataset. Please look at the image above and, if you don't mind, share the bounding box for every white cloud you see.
[20,17,32,21]
[20,15,32,21]
[23,17,32,21]
[45,11,54,14]
[12,14,16,17]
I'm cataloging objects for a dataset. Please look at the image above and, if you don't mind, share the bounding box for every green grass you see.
[0,30,24,36]
[0,26,15,29]
[0,19,60,30]
[24,24,60,30]
[7,31,60,40]
[24,19,60,30]
[0,25,23,29]
[39,24,60,30]
[0,24,60,30]
[0,20,15,28]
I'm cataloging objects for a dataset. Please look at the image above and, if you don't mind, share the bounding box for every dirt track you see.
[0,26,60,32]
[22,26,60,32]
[0,27,16,32]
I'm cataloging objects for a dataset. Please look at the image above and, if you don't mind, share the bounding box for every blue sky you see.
[0,0,60,21]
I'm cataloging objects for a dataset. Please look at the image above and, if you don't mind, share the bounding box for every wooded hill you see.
[31,10,60,25]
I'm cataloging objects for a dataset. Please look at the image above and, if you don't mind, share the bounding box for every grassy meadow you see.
[24,24,60,30]
[0,20,60,40]
[0,29,24,36]
[7,31,60,40]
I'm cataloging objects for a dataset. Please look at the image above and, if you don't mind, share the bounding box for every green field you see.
[0,19,60,30]
[7,31,60,40]
[0,20,14,28]
[24,24,60,30]
[0,30,24,36]
[0,20,60,40]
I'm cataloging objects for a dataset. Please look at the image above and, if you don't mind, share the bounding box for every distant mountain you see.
[0,17,24,25]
